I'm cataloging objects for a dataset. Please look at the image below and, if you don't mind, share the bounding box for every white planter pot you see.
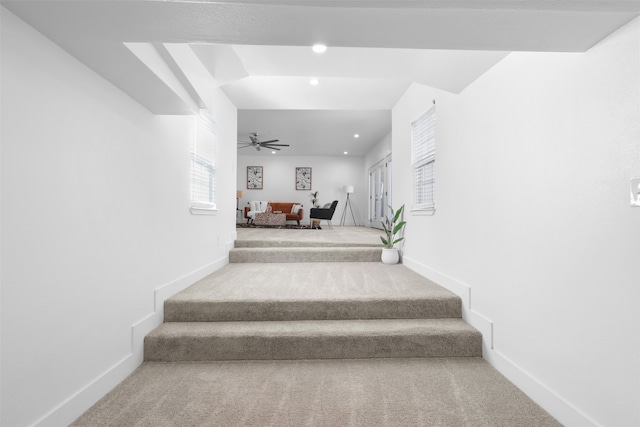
[381,248,400,264]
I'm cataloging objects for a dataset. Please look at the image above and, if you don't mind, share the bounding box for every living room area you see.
[236,115,393,230]
[237,155,366,228]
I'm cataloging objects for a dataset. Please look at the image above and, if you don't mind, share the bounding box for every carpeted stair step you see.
[144,319,482,361]
[165,297,462,322]
[235,240,381,248]
[229,246,382,263]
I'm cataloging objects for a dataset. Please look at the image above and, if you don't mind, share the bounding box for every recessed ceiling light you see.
[310,78,320,86]
[354,134,360,138]
[312,44,327,53]
[344,151,348,155]
[271,151,276,154]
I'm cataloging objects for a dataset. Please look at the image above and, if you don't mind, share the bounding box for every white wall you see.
[393,18,640,427]
[1,9,237,426]
[237,154,366,226]
[365,131,392,170]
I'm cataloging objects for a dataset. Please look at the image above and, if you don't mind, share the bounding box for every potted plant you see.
[309,191,320,208]
[309,191,321,227]
[380,204,406,264]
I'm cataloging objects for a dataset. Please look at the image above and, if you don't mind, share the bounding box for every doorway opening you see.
[369,154,392,229]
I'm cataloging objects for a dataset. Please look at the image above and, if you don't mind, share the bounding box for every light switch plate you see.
[631,177,640,207]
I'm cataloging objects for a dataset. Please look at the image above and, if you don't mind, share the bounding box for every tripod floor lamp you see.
[340,185,357,226]
[236,190,243,220]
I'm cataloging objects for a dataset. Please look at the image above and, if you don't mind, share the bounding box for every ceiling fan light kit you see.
[238,133,290,151]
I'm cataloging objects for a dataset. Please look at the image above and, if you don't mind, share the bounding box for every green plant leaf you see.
[392,221,406,235]
[392,204,404,223]
[392,237,405,245]
[380,204,407,248]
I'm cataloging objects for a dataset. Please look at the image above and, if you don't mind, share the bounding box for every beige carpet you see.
[145,262,481,361]
[163,263,462,321]
[230,226,385,263]
[72,227,561,426]
[72,358,560,427]
[235,225,385,247]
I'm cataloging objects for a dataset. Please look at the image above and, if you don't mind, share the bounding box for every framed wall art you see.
[247,166,263,189]
[296,167,312,190]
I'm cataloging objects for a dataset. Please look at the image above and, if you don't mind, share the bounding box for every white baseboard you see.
[484,348,600,427]
[34,256,228,427]
[402,256,599,427]
[402,256,493,348]
[226,235,236,252]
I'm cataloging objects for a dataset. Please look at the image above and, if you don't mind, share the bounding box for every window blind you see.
[411,106,435,210]
[190,110,217,211]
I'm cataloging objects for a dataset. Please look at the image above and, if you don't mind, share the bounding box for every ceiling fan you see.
[237,133,290,151]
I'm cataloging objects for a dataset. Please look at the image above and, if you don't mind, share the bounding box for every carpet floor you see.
[163,263,462,321]
[234,225,385,247]
[72,227,560,426]
[72,358,560,427]
[230,226,384,263]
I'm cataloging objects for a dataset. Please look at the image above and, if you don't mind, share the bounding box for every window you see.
[190,110,217,214]
[411,105,436,211]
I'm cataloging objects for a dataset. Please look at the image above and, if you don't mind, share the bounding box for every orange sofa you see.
[244,202,304,225]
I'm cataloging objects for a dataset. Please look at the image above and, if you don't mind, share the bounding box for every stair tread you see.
[230,246,380,251]
[168,263,454,302]
[235,240,381,248]
[168,295,458,303]
[144,318,482,361]
[165,298,461,321]
[164,263,463,321]
[229,247,382,262]
[229,248,382,255]
[148,318,479,338]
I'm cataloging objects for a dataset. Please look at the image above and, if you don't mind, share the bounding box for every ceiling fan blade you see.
[239,133,288,151]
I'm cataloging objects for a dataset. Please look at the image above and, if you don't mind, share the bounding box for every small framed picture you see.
[247,166,263,189]
[296,167,312,190]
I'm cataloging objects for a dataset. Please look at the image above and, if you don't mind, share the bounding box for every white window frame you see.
[411,105,436,213]
[190,110,217,215]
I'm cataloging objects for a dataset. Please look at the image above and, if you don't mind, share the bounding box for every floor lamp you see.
[340,185,357,226]
[236,190,243,220]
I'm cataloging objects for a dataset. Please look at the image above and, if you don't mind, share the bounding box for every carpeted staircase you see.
[229,238,383,263]
[144,238,482,362]
[76,232,560,426]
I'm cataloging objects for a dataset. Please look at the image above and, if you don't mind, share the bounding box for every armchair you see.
[310,200,338,228]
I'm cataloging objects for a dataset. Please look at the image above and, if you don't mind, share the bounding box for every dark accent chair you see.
[310,200,339,228]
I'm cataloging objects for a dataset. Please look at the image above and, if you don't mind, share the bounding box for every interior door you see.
[369,154,392,229]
